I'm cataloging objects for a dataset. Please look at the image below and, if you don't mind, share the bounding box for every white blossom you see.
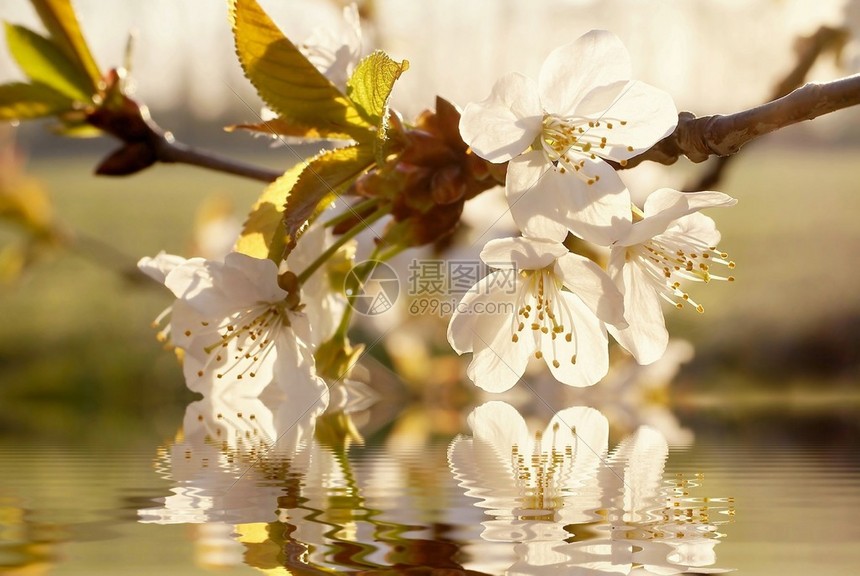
[459,30,677,245]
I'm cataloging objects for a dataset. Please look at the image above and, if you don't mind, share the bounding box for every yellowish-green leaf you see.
[229,0,372,140]
[283,144,374,253]
[4,23,93,101]
[235,145,374,261]
[346,50,408,126]
[0,82,74,119]
[29,0,101,90]
[225,117,355,141]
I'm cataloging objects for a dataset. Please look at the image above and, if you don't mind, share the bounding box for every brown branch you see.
[688,25,850,190]
[86,85,281,183]
[618,73,860,172]
[152,136,281,183]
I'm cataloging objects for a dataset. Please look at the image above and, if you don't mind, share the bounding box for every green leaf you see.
[346,50,408,126]
[235,145,374,261]
[225,117,355,141]
[0,82,74,119]
[29,0,101,90]
[229,0,372,140]
[4,23,93,101]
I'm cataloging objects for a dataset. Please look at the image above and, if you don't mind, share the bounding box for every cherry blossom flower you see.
[447,236,626,391]
[138,251,326,399]
[608,188,737,364]
[299,3,363,90]
[459,30,677,245]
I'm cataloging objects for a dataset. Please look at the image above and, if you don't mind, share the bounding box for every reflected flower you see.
[448,401,609,529]
[139,390,327,525]
[449,402,732,574]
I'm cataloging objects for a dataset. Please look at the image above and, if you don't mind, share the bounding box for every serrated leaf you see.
[4,23,93,101]
[225,117,354,141]
[29,0,101,90]
[235,145,374,261]
[0,82,74,119]
[346,50,408,125]
[229,0,372,141]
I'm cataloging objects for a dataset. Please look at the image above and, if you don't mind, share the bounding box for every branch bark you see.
[618,73,860,171]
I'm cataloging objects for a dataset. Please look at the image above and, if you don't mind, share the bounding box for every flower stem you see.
[296,207,387,285]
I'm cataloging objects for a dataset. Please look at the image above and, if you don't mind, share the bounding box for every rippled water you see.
[0,401,858,575]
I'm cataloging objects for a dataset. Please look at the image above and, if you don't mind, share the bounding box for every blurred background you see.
[0,0,859,442]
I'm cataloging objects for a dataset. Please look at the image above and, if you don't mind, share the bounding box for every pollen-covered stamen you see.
[629,233,735,314]
[199,301,294,381]
[509,422,577,516]
[510,268,579,367]
[540,114,631,183]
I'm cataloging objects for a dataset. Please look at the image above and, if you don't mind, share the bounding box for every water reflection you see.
[138,391,732,574]
[448,401,733,574]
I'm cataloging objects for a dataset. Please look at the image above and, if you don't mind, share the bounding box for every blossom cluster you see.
[137,27,736,401]
[449,30,736,392]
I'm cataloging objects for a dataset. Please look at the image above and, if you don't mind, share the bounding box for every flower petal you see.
[547,406,609,470]
[468,401,530,456]
[541,292,609,387]
[577,80,678,161]
[620,188,736,246]
[506,151,632,245]
[555,253,626,328]
[539,30,631,117]
[480,236,568,271]
[664,210,723,248]
[138,252,187,284]
[607,251,669,365]
[459,72,543,163]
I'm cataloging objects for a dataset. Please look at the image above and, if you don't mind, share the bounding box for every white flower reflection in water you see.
[448,401,733,574]
[139,391,327,526]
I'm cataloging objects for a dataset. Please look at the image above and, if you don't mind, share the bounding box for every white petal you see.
[138,252,187,284]
[468,401,530,455]
[459,72,543,163]
[621,188,736,246]
[578,80,678,161]
[506,151,632,245]
[547,406,609,470]
[555,253,626,328]
[539,30,631,117]
[447,271,513,354]
[664,210,723,248]
[505,151,570,242]
[479,236,568,271]
[610,426,669,519]
[223,252,287,303]
[541,293,609,387]
[607,254,669,365]
[556,155,632,246]
[448,275,533,392]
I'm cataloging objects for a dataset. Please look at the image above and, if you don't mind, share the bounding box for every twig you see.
[86,92,282,183]
[688,25,850,190]
[617,73,860,171]
[153,136,281,183]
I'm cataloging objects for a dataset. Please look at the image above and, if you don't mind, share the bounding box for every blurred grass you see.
[0,146,858,440]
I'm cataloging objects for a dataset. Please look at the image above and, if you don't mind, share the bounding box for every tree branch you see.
[687,25,850,190]
[86,90,281,183]
[152,136,281,183]
[618,73,860,171]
